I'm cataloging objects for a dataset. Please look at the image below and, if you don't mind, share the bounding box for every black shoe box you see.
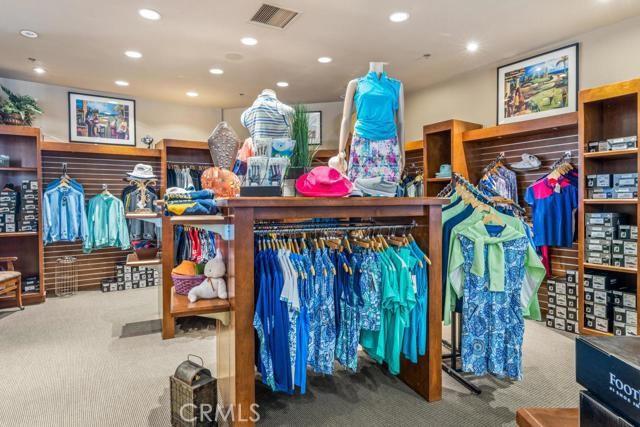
[576,337,640,424]
[580,390,634,427]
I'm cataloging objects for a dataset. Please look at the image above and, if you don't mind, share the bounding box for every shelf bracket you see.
[199,311,231,326]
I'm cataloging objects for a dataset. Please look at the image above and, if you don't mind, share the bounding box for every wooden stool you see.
[0,256,23,310]
[516,407,579,427]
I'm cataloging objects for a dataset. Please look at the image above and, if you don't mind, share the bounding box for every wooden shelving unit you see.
[422,120,481,197]
[0,231,38,238]
[157,139,219,338]
[0,125,44,307]
[578,78,640,336]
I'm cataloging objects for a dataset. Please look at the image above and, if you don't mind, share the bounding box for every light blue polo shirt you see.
[354,72,401,141]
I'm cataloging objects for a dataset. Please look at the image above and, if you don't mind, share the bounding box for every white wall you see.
[223,100,344,149]
[405,16,640,140]
[0,77,222,145]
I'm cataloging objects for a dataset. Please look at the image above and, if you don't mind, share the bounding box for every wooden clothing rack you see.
[171,197,448,425]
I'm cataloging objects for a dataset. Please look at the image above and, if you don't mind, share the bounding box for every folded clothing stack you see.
[164,189,217,216]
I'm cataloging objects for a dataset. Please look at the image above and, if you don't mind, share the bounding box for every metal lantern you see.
[170,355,217,427]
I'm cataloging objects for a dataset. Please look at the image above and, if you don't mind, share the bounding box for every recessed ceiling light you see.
[186,91,199,97]
[318,57,333,64]
[241,37,258,46]
[125,50,142,59]
[33,67,46,74]
[138,8,161,20]
[209,68,224,75]
[115,80,129,86]
[389,12,410,23]
[20,29,39,39]
[466,41,479,52]
[276,81,289,88]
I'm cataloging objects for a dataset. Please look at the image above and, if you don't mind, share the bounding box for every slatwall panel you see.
[405,148,425,173]
[41,151,161,291]
[465,128,579,312]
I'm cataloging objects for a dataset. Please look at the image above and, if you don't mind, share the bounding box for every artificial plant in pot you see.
[0,86,43,126]
[287,104,318,179]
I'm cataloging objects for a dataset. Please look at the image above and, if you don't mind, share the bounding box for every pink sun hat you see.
[295,166,353,197]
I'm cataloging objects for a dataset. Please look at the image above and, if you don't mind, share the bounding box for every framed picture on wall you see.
[306,111,322,145]
[68,92,136,146]
[497,43,578,125]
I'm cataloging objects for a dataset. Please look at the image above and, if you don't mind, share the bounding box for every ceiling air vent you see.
[250,4,299,29]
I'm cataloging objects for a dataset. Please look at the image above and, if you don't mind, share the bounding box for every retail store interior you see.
[2,1,640,426]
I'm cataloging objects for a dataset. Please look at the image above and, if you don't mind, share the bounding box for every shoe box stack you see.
[0,189,17,233]
[0,180,39,233]
[587,172,638,200]
[587,135,637,153]
[584,273,637,335]
[585,213,637,268]
[22,275,40,294]
[101,263,160,292]
[19,180,39,232]
[545,270,579,334]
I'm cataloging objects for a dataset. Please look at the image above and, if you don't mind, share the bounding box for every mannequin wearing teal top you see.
[334,62,405,178]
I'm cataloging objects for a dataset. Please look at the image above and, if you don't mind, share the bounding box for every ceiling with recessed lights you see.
[0,0,639,108]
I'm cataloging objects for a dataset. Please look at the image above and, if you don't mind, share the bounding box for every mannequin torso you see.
[337,62,405,182]
[241,89,294,140]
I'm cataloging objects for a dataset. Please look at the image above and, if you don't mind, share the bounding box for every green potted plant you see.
[288,104,318,179]
[0,85,43,126]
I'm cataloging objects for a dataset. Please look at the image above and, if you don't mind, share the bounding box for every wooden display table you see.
[209,196,448,425]
[516,408,579,427]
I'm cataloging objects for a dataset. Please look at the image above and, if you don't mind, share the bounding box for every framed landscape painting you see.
[69,92,136,146]
[497,43,578,125]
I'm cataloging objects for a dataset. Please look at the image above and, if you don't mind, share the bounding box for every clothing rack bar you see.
[167,160,213,166]
[253,221,418,235]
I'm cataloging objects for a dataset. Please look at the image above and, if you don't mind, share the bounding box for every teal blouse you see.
[354,72,401,141]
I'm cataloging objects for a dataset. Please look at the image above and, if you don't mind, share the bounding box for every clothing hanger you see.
[483,210,505,226]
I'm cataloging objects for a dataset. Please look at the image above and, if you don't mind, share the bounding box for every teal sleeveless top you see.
[353,72,401,141]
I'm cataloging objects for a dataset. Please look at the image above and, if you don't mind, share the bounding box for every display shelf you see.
[405,139,424,151]
[125,212,161,219]
[583,148,638,159]
[0,125,40,138]
[422,119,482,197]
[426,177,451,183]
[581,327,614,337]
[0,166,38,172]
[583,199,638,204]
[0,232,38,238]
[41,140,161,158]
[462,112,578,143]
[125,253,161,267]
[169,215,227,225]
[0,125,44,306]
[583,263,637,274]
[578,77,640,337]
[170,287,230,317]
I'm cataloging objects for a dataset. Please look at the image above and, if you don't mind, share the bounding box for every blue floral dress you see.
[458,235,528,380]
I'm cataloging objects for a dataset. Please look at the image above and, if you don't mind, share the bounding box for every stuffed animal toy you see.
[187,248,228,302]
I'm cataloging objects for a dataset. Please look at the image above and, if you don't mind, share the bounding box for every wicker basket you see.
[172,273,205,295]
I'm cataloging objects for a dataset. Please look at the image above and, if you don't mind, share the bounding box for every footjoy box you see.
[576,336,640,425]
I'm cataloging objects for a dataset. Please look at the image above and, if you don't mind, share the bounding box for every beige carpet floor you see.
[0,288,581,426]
